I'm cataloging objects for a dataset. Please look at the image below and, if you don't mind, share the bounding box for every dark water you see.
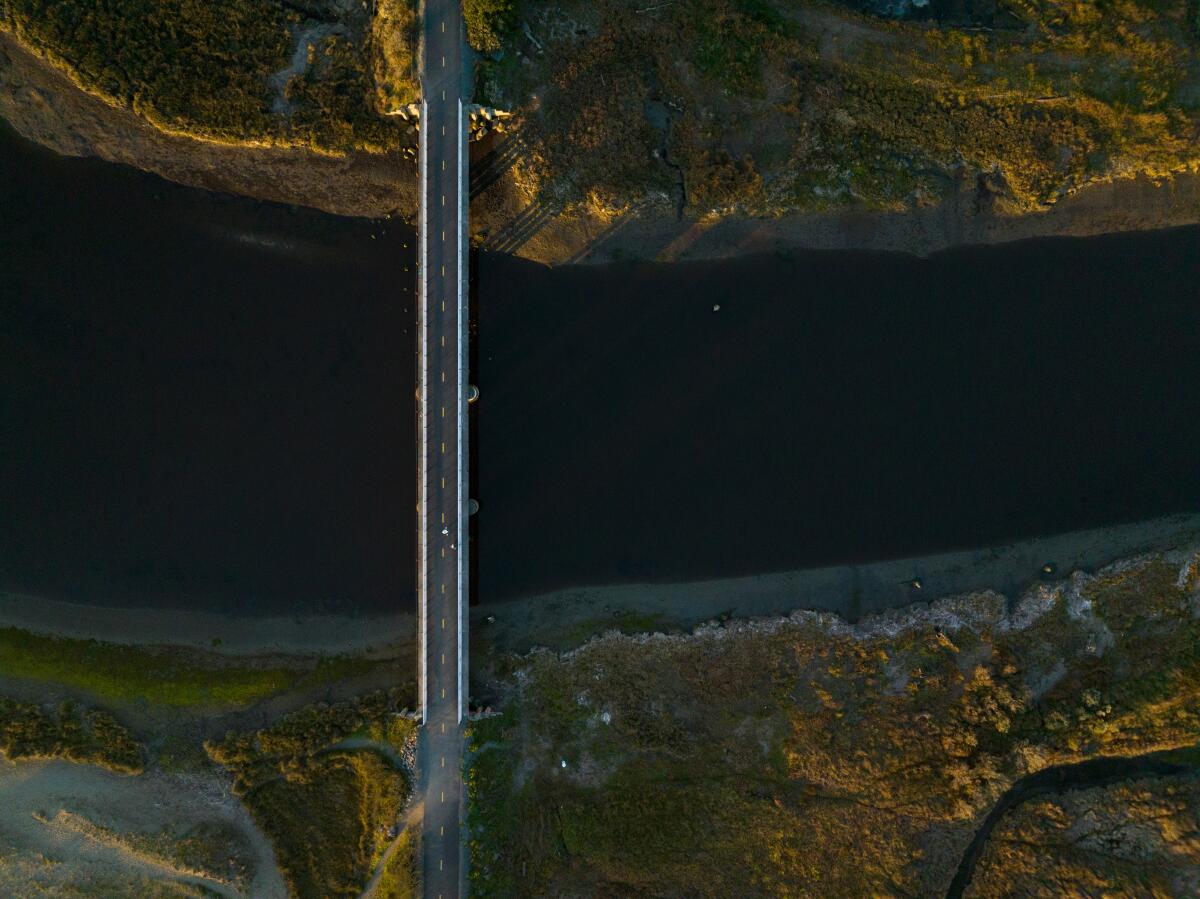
[0,123,415,614]
[476,228,1200,601]
[2,120,1199,614]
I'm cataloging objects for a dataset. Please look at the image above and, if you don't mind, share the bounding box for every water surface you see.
[2,120,1199,613]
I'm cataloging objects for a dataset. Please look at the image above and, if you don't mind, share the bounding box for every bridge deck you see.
[416,0,468,894]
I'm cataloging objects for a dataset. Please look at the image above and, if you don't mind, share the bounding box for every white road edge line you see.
[418,93,429,724]
[456,95,467,725]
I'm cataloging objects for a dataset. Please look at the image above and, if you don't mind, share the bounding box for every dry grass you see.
[481,0,1200,219]
[966,772,1200,897]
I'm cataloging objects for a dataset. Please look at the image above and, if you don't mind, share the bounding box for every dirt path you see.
[0,760,288,898]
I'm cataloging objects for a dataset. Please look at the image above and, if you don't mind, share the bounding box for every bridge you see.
[415,0,468,893]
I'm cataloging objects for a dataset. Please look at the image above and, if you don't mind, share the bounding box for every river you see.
[2,120,1199,614]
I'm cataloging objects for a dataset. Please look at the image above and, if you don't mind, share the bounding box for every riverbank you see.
[4,23,1200,264]
[476,164,1200,265]
[2,513,1196,660]
[0,32,416,219]
[465,541,1200,895]
[476,512,1200,654]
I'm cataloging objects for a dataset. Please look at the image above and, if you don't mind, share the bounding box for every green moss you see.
[0,627,299,708]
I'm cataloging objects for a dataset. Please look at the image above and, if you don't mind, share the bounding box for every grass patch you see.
[242,749,406,898]
[375,825,419,899]
[208,692,416,898]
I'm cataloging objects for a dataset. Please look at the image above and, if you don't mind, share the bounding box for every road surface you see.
[416,0,468,895]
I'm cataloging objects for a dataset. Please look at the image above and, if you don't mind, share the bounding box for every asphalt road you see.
[416,0,468,896]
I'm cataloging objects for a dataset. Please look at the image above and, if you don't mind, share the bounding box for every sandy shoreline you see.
[2,513,1196,657]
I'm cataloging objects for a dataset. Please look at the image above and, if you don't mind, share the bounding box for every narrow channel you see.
[946,748,1197,898]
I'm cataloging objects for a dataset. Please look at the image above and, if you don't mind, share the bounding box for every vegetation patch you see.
[375,825,420,899]
[206,691,416,898]
[464,0,517,52]
[0,0,415,152]
[467,552,1200,896]
[966,771,1200,897]
[0,697,142,773]
[483,0,1200,220]
[241,749,406,898]
[0,626,309,708]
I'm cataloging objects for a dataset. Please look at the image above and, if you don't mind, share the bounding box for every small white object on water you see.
[712,304,720,312]
[560,759,567,769]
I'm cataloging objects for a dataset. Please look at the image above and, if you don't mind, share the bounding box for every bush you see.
[0,697,142,773]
